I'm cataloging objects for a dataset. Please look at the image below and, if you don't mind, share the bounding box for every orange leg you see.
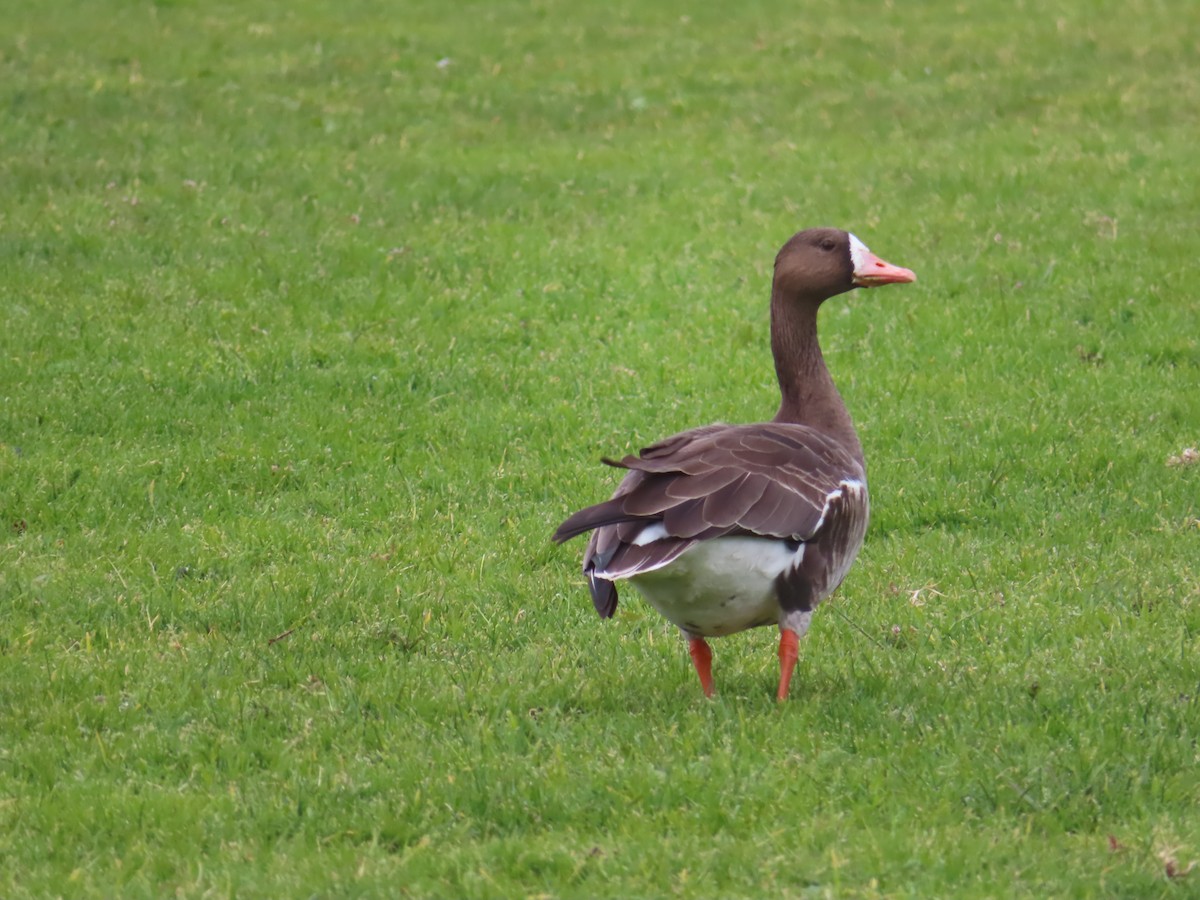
[687,637,715,698]
[777,628,800,701]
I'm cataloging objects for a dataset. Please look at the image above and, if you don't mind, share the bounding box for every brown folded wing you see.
[552,423,867,617]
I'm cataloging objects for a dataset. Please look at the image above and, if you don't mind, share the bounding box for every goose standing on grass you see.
[553,228,916,700]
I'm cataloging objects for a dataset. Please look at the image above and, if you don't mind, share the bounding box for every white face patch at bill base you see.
[848,233,871,274]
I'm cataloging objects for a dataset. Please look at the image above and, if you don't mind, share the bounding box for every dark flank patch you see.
[775,562,816,612]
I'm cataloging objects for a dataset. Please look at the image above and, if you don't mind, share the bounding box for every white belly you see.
[629,537,799,637]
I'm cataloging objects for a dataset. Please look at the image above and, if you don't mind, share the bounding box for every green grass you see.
[2,0,1199,896]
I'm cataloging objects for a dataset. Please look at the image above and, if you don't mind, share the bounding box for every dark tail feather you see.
[552,499,647,544]
[587,567,619,618]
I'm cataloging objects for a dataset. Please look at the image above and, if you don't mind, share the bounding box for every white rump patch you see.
[848,233,871,272]
[631,521,669,546]
[631,536,800,636]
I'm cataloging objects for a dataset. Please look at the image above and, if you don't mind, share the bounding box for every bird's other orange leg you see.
[687,637,715,698]
[777,628,800,701]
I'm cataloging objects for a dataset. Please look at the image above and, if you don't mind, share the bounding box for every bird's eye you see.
[820,239,836,251]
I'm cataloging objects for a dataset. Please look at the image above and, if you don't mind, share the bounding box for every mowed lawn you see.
[2,0,1198,896]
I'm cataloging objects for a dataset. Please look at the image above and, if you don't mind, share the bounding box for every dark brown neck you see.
[769,288,863,463]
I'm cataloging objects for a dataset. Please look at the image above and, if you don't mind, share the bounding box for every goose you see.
[553,228,916,699]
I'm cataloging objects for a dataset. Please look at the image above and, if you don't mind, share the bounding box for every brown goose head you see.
[769,227,916,440]
[773,227,915,303]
